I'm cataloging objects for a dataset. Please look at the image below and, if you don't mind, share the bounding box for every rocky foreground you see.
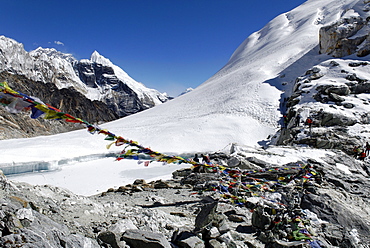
[0,145,369,248]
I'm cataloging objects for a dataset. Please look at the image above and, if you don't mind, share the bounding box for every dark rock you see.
[74,60,168,117]
[0,73,118,140]
[235,225,256,234]
[251,206,271,230]
[170,212,187,217]
[133,179,147,185]
[176,232,205,248]
[195,201,218,230]
[153,180,171,189]
[172,168,192,178]
[121,229,171,248]
[227,214,244,223]
[319,112,356,126]
[348,62,368,67]
[97,231,122,248]
[329,61,340,67]
[245,157,274,168]
[343,103,355,109]
[325,85,350,96]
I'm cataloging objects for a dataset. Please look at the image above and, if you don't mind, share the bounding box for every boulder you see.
[227,156,257,170]
[325,84,350,96]
[153,180,171,189]
[251,206,272,230]
[195,201,218,230]
[97,231,123,248]
[328,92,345,102]
[208,239,226,248]
[177,234,205,248]
[121,229,171,248]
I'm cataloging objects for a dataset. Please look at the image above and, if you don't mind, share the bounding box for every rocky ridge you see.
[0,144,369,248]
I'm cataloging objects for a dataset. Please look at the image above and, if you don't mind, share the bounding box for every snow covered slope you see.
[97,0,364,153]
[0,0,367,160]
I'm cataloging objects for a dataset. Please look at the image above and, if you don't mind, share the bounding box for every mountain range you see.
[0,36,169,139]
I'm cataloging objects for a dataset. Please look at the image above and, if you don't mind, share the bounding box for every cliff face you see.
[319,7,370,58]
[73,60,147,117]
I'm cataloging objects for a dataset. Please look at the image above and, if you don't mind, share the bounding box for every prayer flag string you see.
[0,82,323,243]
[0,81,210,167]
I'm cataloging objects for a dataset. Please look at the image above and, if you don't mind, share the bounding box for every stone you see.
[170,212,187,217]
[195,201,218,230]
[108,219,137,235]
[97,231,122,248]
[208,239,226,248]
[153,180,171,189]
[357,35,370,57]
[227,214,244,223]
[251,206,271,230]
[121,229,171,248]
[343,103,355,109]
[172,168,192,178]
[206,227,221,239]
[177,235,205,248]
[325,85,350,96]
[245,157,273,168]
[215,216,231,234]
[227,156,256,170]
[133,179,147,185]
[217,232,237,248]
[329,93,345,102]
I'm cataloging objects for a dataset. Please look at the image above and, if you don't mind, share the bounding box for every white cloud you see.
[54,41,64,46]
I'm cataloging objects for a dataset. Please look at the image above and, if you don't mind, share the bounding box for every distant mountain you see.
[0,36,169,118]
[0,36,169,139]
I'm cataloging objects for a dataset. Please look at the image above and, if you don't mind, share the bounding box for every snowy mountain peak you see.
[30,47,76,63]
[90,50,113,67]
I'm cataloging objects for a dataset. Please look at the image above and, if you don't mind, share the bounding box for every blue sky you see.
[2,0,306,96]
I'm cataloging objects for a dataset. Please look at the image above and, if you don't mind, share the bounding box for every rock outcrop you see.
[318,2,370,58]
[319,16,368,57]
[277,59,370,156]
